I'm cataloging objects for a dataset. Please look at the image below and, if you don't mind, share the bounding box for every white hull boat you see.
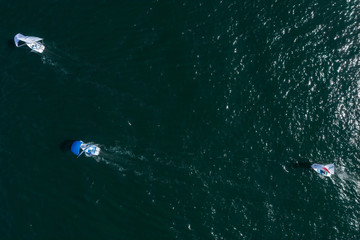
[311,163,334,177]
[14,33,45,53]
[71,141,100,157]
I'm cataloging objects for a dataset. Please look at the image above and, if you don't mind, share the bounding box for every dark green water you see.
[1,0,359,239]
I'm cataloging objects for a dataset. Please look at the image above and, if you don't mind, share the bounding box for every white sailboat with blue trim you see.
[14,33,45,53]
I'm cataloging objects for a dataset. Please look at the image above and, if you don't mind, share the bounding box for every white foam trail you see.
[336,166,350,182]
[38,42,84,76]
[83,143,148,175]
[93,155,126,172]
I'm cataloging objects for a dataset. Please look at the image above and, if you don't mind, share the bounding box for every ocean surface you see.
[0,0,359,239]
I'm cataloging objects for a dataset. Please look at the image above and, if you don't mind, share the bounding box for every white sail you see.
[311,163,335,177]
[324,164,335,174]
[14,33,45,53]
[14,33,43,45]
[14,33,24,47]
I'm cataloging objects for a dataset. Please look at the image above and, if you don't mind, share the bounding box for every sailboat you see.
[71,141,101,157]
[14,33,45,53]
[311,163,334,177]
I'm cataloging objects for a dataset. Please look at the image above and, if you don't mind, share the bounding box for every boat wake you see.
[90,144,189,182]
[90,144,149,176]
[40,42,113,89]
[39,42,86,77]
[335,166,351,182]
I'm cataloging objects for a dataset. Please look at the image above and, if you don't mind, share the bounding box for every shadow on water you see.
[291,161,312,169]
[7,39,15,49]
[60,140,76,152]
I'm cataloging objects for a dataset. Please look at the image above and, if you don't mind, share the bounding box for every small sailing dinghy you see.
[14,33,45,53]
[311,163,334,177]
[71,141,100,157]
